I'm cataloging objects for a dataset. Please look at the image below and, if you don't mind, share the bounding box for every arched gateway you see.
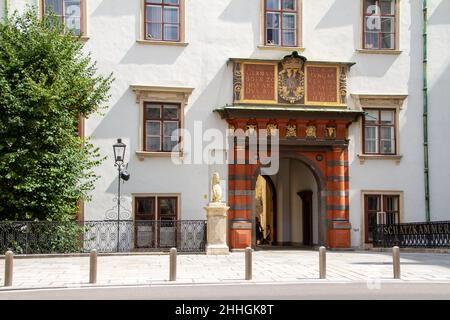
[215,52,363,250]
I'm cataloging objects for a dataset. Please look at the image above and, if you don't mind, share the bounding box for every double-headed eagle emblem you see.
[278,52,306,104]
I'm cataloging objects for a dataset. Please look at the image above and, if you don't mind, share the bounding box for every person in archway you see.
[263,225,272,245]
[255,216,264,245]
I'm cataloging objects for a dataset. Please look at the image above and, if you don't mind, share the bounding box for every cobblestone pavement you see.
[1,250,450,289]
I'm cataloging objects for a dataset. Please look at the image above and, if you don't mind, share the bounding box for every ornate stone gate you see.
[215,52,363,250]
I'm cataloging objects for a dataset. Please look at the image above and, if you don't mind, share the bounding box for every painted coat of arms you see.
[278,52,306,104]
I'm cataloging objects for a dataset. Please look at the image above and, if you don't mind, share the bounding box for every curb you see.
[367,248,450,254]
[0,252,206,259]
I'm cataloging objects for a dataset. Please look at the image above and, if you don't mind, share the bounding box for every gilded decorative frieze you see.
[339,66,348,105]
[326,126,337,139]
[306,125,317,139]
[233,62,243,102]
[266,124,278,136]
[246,124,257,136]
[230,52,353,107]
[286,124,297,138]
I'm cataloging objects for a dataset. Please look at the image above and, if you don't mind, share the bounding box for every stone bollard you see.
[393,246,401,279]
[245,247,252,281]
[319,246,326,279]
[170,248,177,281]
[4,251,13,287]
[89,249,97,284]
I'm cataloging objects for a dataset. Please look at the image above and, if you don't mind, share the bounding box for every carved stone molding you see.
[130,85,194,105]
[351,94,408,110]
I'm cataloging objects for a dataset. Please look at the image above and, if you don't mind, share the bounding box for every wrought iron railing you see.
[0,220,206,254]
[373,221,450,248]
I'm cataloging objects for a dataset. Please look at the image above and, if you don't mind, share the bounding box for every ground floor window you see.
[364,193,400,243]
[134,195,179,248]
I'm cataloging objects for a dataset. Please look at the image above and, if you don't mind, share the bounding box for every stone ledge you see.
[357,154,403,165]
[356,49,402,55]
[136,40,189,47]
[257,45,305,52]
[136,151,183,160]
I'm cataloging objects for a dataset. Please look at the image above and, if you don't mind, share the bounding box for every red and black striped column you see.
[326,147,351,248]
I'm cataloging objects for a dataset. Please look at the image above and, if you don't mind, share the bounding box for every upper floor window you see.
[264,0,298,47]
[42,0,84,36]
[363,108,396,155]
[145,0,180,41]
[144,102,180,152]
[363,0,397,50]
[131,85,193,159]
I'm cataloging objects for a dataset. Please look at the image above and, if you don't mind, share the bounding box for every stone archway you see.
[250,152,327,247]
[228,145,351,250]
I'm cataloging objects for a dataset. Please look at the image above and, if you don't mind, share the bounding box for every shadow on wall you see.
[185,63,231,116]
[350,52,400,78]
[314,0,400,78]
[218,0,261,50]
[91,0,186,65]
[91,89,137,142]
[406,0,424,139]
[119,43,185,65]
[91,0,139,17]
[428,0,450,25]
[314,0,360,51]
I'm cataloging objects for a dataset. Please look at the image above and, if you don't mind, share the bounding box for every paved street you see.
[1,250,450,290]
[2,282,450,300]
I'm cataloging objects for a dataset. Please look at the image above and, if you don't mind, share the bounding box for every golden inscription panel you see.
[242,63,277,103]
[305,66,339,105]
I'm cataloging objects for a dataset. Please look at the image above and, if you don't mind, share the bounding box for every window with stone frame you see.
[134,195,179,249]
[364,194,400,243]
[363,108,397,155]
[144,102,181,152]
[264,0,298,47]
[363,0,397,50]
[42,0,84,36]
[144,0,181,41]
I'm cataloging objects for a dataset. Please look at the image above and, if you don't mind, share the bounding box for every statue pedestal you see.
[204,202,230,255]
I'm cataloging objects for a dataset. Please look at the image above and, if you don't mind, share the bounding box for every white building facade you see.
[3,0,450,250]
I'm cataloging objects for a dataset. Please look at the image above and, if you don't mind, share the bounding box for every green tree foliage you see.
[0,8,112,221]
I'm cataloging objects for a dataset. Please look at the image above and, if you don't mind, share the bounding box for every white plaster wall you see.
[5,1,449,245]
[7,0,35,13]
[0,1,4,21]
[427,0,450,222]
[347,0,427,247]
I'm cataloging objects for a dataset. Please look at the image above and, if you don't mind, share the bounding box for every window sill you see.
[356,49,402,55]
[357,154,402,165]
[258,45,305,52]
[136,40,189,47]
[136,151,183,161]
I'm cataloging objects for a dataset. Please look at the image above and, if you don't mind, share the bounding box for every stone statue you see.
[205,171,229,255]
[212,172,222,203]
